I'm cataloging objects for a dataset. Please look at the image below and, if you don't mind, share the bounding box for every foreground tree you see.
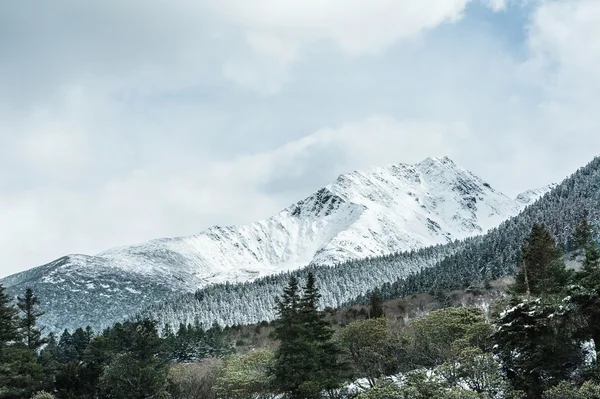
[493,298,585,399]
[214,349,275,399]
[0,285,45,398]
[17,287,48,351]
[339,317,409,387]
[272,273,350,398]
[573,217,594,255]
[0,283,20,347]
[513,224,569,296]
[543,381,600,399]
[99,319,169,399]
[410,307,492,368]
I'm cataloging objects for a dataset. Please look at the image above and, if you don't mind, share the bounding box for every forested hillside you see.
[143,243,459,329]
[144,157,600,330]
[3,218,600,398]
[356,156,600,303]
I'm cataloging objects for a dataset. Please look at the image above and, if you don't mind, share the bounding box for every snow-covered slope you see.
[97,156,540,284]
[515,183,558,207]
[1,156,552,332]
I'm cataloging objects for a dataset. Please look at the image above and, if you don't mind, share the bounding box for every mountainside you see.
[360,157,600,303]
[145,157,600,331]
[1,156,547,332]
[515,183,558,207]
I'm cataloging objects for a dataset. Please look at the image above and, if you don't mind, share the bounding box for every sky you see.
[2,0,600,277]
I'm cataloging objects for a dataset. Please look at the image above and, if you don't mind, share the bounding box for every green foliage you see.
[513,224,569,296]
[573,217,594,254]
[410,307,492,367]
[272,273,350,398]
[437,346,506,397]
[0,345,46,399]
[168,360,221,399]
[369,292,384,319]
[99,352,170,399]
[17,287,47,351]
[493,298,585,399]
[355,380,403,399]
[163,320,233,362]
[0,283,20,346]
[214,349,275,398]
[543,381,600,399]
[579,242,600,289]
[32,392,56,399]
[339,317,409,386]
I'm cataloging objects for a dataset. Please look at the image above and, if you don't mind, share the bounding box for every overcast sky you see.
[2,0,600,277]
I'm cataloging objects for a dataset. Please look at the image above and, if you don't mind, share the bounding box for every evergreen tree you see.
[99,319,169,398]
[573,216,594,254]
[0,345,46,398]
[579,242,600,289]
[56,329,78,363]
[38,333,60,392]
[513,224,569,296]
[72,327,91,359]
[369,291,384,319]
[0,287,46,399]
[272,274,349,398]
[299,273,350,397]
[272,276,303,398]
[17,287,48,351]
[0,283,20,347]
[493,298,585,399]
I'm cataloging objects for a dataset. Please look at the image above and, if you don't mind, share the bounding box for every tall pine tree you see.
[272,274,349,398]
[0,283,20,347]
[513,223,569,296]
[272,276,304,398]
[573,216,594,254]
[17,287,48,351]
[0,285,45,398]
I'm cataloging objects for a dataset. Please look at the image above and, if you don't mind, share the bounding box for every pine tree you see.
[493,298,585,399]
[17,287,48,351]
[369,291,384,319]
[272,276,304,398]
[272,274,349,398]
[0,283,20,347]
[0,286,45,398]
[513,224,569,296]
[56,329,78,363]
[573,216,593,254]
[72,327,91,359]
[580,242,600,290]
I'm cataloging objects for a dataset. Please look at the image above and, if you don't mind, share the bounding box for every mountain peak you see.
[1,156,556,333]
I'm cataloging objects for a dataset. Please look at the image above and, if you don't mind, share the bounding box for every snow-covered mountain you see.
[515,183,558,207]
[1,156,552,332]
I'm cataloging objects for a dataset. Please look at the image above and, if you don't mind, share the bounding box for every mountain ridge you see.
[1,156,551,332]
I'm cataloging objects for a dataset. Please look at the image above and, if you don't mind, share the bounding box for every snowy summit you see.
[1,156,551,332]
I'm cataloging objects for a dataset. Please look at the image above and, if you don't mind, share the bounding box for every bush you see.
[168,359,222,399]
[32,392,56,399]
[543,381,600,399]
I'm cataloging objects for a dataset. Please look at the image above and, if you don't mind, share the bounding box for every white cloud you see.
[213,0,471,91]
[3,0,600,278]
[223,32,299,94]
[484,0,507,12]
[0,116,467,276]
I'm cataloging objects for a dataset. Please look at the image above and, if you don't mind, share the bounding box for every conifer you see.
[513,224,569,296]
[17,287,48,351]
[0,283,20,347]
